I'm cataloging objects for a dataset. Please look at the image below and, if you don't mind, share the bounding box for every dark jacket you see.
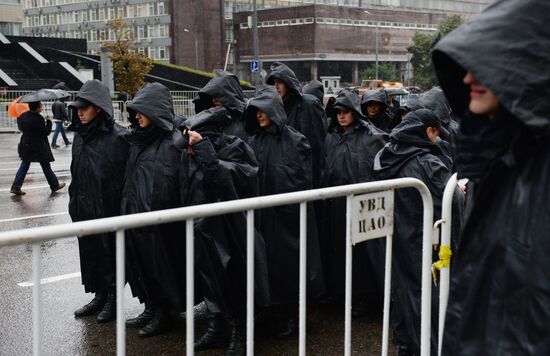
[361,89,393,132]
[321,89,388,303]
[373,109,457,354]
[265,62,327,188]
[192,71,248,141]
[121,83,185,306]
[17,110,54,163]
[178,107,270,316]
[51,99,68,123]
[432,1,550,354]
[245,87,325,304]
[68,79,130,293]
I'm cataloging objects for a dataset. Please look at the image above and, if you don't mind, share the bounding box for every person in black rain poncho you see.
[361,89,394,133]
[265,62,327,188]
[432,0,550,354]
[177,107,270,355]
[303,79,325,107]
[321,89,387,315]
[68,80,130,323]
[373,109,458,356]
[120,83,185,337]
[244,87,325,338]
[192,71,248,141]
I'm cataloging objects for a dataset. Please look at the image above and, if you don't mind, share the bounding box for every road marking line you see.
[0,181,72,192]
[18,272,81,287]
[0,211,69,223]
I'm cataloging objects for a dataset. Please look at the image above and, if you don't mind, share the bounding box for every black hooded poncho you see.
[192,71,248,141]
[177,106,270,319]
[361,89,394,133]
[320,89,388,304]
[68,79,130,294]
[432,0,550,354]
[303,79,325,106]
[373,109,458,354]
[120,83,186,307]
[265,62,327,188]
[245,87,325,304]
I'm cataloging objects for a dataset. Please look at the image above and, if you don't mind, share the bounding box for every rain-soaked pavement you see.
[0,132,396,355]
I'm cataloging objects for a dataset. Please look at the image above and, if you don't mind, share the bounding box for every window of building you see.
[158,46,167,60]
[158,24,167,38]
[99,28,106,40]
[148,47,156,60]
[81,10,88,22]
[108,7,115,20]
[136,4,144,17]
[148,25,155,38]
[138,47,145,55]
[127,5,134,18]
[158,1,166,15]
[117,6,124,19]
[137,25,144,39]
[304,17,314,24]
[148,3,156,16]
[98,8,106,21]
[90,9,97,21]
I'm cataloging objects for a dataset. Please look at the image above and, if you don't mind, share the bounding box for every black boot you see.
[126,303,155,328]
[225,324,245,356]
[138,306,172,338]
[74,293,106,317]
[275,305,297,339]
[96,291,116,323]
[194,313,225,351]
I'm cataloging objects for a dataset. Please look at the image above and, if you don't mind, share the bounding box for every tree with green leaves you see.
[407,15,463,90]
[359,62,400,82]
[100,19,154,96]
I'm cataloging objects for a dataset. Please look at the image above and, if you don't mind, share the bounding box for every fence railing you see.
[0,178,436,356]
[0,91,200,132]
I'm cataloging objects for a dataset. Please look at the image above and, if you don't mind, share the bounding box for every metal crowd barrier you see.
[0,91,200,132]
[0,178,436,356]
[435,173,458,356]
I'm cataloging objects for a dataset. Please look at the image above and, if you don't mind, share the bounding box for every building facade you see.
[232,1,491,84]
[21,0,171,62]
[0,0,23,36]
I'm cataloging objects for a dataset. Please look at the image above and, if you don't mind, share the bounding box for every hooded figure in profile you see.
[244,86,325,338]
[374,109,463,356]
[361,89,394,133]
[176,106,270,355]
[68,79,130,323]
[265,62,327,188]
[120,83,186,338]
[320,89,388,314]
[432,0,550,354]
[192,71,248,141]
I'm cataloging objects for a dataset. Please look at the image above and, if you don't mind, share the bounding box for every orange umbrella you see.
[7,97,29,119]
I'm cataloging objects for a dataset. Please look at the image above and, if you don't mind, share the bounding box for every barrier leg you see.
[246,210,255,356]
[32,243,42,356]
[299,202,307,356]
[344,195,353,356]
[116,230,126,356]
[381,235,393,356]
[186,220,194,356]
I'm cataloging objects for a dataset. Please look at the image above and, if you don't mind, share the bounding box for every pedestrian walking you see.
[50,97,71,148]
[244,87,325,338]
[320,89,387,315]
[69,79,130,323]
[361,89,394,133]
[432,0,550,354]
[373,109,462,356]
[10,101,66,195]
[121,83,186,337]
[176,107,270,355]
[266,62,327,188]
[192,71,248,141]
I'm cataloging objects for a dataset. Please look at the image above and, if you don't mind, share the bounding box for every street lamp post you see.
[183,28,199,69]
[364,10,379,80]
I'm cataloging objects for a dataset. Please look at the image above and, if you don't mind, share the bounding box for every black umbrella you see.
[19,89,71,103]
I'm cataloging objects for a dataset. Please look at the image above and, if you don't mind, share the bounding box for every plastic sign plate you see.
[250,60,260,72]
[351,190,394,244]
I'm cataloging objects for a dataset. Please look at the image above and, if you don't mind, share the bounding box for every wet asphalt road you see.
[0,132,396,355]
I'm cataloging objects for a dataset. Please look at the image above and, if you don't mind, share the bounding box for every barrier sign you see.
[351,190,394,244]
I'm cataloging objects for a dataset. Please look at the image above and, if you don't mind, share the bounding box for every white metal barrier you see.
[0,178,435,356]
[435,173,458,356]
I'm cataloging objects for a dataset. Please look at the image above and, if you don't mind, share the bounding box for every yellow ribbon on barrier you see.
[431,245,452,286]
